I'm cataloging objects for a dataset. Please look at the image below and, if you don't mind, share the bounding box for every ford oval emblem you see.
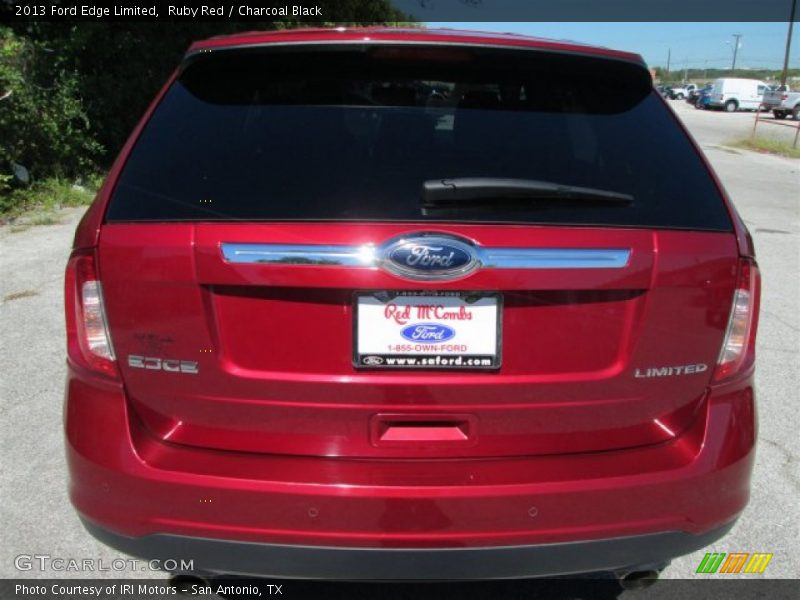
[381,234,479,280]
[400,323,456,343]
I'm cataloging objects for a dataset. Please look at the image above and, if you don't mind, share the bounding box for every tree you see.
[0,27,101,184]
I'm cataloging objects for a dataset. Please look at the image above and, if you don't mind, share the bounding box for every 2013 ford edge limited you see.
[64,28,761,582]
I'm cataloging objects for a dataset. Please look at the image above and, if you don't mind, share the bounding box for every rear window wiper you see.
[421,178,634,207]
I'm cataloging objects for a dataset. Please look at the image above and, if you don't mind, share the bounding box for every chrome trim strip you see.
[222,243,630,270]
[221,244,377,266]
[481,248,630,269]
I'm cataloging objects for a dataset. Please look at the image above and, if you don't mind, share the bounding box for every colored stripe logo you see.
[697,552,773,574]
[696,553,725,573]
[743,553,773,573]
[720,553,749,573]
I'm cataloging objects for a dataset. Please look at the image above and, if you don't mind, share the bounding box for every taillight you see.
[65,250,117,378]
[713,259,760,382]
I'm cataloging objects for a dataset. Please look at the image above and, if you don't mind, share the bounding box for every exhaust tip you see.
[169,573,210,595]
[618,569,660,591]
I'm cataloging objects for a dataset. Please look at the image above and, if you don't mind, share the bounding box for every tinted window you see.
[107,46,731,230]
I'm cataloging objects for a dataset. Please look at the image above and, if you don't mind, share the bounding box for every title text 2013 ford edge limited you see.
[64,28,761,582]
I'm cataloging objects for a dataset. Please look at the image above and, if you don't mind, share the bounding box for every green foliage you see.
[0,175,99,216]
[728,137,800,159]
[0,27,102,184]
[1,1,409,214]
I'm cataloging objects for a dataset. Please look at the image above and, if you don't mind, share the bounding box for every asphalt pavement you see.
[0,99,797,594]
[670,96,799,147]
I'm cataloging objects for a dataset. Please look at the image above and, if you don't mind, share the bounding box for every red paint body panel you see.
[187,27,646,65]
[64,27,760,575]
[66,364,755,547]
[96,224,737,459]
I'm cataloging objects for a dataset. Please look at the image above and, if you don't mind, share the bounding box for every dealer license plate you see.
[354,292,501,369]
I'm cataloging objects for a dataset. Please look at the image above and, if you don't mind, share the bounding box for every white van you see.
[708,78,769,112]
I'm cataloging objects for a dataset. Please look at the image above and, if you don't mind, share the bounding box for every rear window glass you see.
[106,46,731,230]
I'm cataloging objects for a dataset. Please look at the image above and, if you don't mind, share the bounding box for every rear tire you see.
[724,100,738,113]
[792,105,800,121]
[773,110,787,120]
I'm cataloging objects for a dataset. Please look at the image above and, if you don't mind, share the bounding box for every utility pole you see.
[666,48,671,75]
[684,59,689,83]
[731,33,743,71]
[780,0,796,86]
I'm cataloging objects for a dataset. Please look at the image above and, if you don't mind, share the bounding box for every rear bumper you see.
[65,363,756,578]
[82,518,733,580]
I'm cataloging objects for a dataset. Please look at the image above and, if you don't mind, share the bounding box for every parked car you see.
[694,85,714,110]
[668,83,698,99]
[708,78,769,112]
[655,84,670,98]
[687,84,710,106]
[763,85,800,120]
[65,27,760,584]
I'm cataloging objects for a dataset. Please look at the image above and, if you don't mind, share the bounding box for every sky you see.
[425,22,799,70]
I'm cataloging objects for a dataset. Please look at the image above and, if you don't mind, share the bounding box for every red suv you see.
[65,28,760,583]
